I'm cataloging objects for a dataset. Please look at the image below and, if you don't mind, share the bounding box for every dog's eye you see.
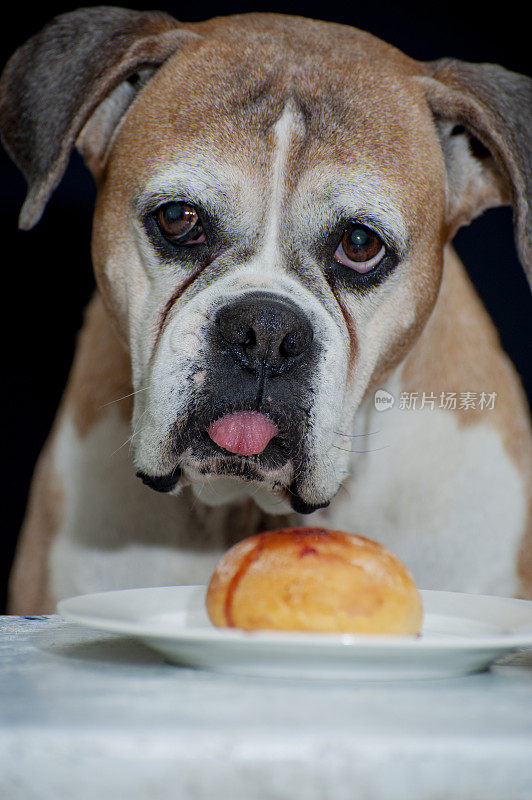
[156,202,206,245]
[334,224,385,273]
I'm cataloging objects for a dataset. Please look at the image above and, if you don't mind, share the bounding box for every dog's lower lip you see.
[206,411,279,456]
[136,469,181,493]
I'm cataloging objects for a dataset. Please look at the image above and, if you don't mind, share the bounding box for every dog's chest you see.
[313,395,526,596]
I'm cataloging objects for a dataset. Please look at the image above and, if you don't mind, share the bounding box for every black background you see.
[1,2,530,612]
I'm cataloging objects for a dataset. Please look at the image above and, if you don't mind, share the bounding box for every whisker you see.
[334,430,380,438]
[337,481,352,501]
[100,384,152,409]
[332,444,390,454]
[124,409,150,457]
[110,415,149,458]
[128,429,148,458]
[190,483,204,509]
[109,433,135,458]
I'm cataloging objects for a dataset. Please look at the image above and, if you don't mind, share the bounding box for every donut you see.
[206,527,423,634]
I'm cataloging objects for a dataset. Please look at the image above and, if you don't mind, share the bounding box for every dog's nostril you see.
[218,318,256,348]
[280,329,312,358]
[242,327,256,348]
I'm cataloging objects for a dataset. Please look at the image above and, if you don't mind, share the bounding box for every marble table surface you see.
[1,614,532,800]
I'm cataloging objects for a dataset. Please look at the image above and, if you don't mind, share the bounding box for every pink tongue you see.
[207,411,278,455]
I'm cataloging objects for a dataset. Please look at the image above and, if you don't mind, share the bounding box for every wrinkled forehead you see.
[108,26,443,216]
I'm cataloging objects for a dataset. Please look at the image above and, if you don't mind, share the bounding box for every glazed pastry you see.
[206,527,423,634]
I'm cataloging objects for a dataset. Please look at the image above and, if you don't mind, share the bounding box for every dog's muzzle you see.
[137,291,328,512]
[204,291,313,453]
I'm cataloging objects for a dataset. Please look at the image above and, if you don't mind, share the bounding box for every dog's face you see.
[90,19,447,513]
[2,11,529,513]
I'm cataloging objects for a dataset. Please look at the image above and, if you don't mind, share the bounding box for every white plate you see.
[58,586,532,680]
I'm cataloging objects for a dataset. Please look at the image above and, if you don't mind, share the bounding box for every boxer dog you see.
[1,8,531,612]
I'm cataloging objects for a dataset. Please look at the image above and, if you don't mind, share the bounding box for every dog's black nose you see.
[216,293,313,373]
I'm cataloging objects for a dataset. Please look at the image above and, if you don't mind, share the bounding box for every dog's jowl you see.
[1,9,531,611]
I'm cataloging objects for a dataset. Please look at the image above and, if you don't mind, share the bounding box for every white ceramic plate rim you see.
[57,586,532,651]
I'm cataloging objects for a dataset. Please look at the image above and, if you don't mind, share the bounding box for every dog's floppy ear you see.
[0,6,196,229]
[420,59,532,280]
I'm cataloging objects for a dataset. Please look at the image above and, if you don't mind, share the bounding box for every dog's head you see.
[1,9,530,513]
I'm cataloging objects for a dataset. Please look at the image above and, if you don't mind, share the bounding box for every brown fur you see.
[401,248,532,472]
[8,439,63,613]
[66,293,133,438]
